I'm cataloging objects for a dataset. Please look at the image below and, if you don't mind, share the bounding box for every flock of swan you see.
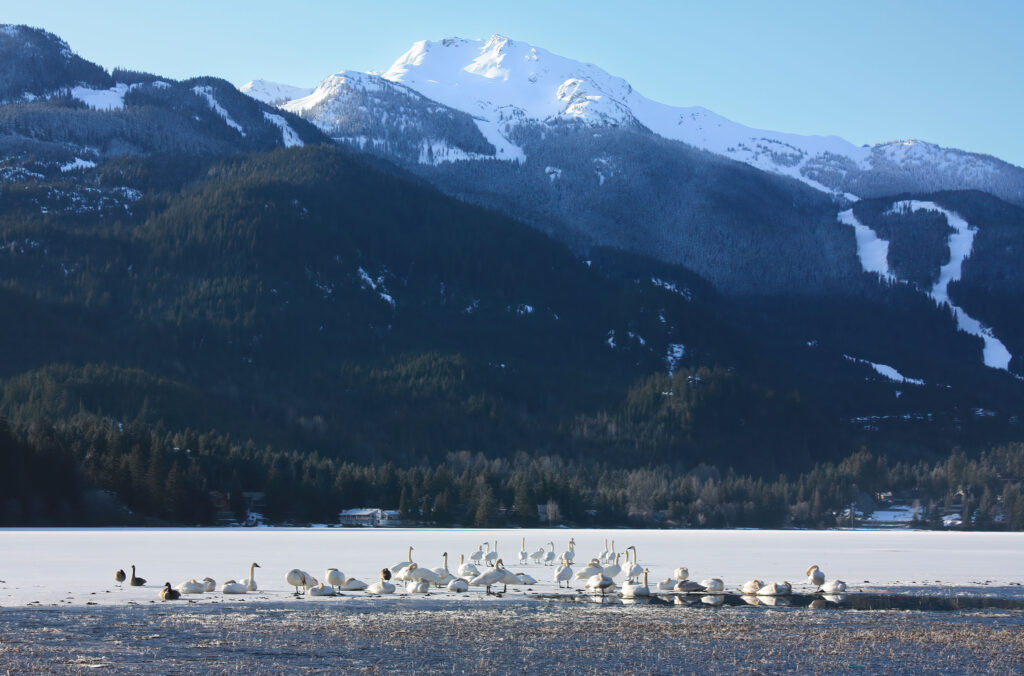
[120,536,847,604]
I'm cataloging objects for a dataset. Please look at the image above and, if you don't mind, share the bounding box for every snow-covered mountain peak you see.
[239,80,313,106]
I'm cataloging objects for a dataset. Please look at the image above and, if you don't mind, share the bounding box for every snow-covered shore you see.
[2,528,1022,608]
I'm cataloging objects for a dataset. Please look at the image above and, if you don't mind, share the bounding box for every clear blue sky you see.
[5,0,1023,166]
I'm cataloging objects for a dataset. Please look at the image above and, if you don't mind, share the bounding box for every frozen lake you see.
[2,527,1022,607]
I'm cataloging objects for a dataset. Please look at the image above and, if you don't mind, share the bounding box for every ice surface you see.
[0,528,1021,607]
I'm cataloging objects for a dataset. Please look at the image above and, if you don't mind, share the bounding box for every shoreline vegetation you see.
[2,417,1023,530]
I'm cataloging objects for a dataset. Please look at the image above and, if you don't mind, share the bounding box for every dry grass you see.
[1,601,1022,674]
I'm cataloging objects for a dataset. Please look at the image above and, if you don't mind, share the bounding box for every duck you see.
[114,569,126,586]
[573,559,604,581]
[406,579,430,594]
[484,541,500,567]
[391,546,415,576]
[820,579,847,594]
[602,553,623,579]
[625,547,643,582]
[806,565,826,587]
[129,565,146,587]
[159,582,181,601]
[518,538,529,564]
[457,554,479,578]
[367,569,395,594]
[756,581,792,596]
[740,579,765,595]
[673,566,690,581]
[470,559,512,594]
[586,572,615,596]
[309,583,337,596]
[530,545,546,564]
[657,578,676,592]
[675,580,706,593]
[447,577,469,593]
[701,578,725,593]
[621,568,651,598]
[222,579,248,594]
[326,568,345,591]
[202,577,216,593]
[242,562,261,592]
[176,579,206,594]
[554,559,574,588]
[342,577,368,591]
[543,541,557,566]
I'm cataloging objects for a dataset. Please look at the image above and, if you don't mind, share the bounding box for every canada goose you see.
[447,577,469,593]
[806,565,826,587]
[621,568,650,598]
[176,579,206,594]
[820,579,847,594]
[222,580,248,594]
[159,582,181,601]
[114,569,126,586]
[326,568,345,591]
[740,579,765,595]
[129,565,146,587]
[367,569,395,594]
[202,577,216,592]
[242,563,261,591]
[555,559,573,588]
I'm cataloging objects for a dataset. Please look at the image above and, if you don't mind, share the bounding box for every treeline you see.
[3,415,1023,530]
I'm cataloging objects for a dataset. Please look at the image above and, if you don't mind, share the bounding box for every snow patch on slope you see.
[60,157,97,172]
[844,355,925,385]
[262,111,303,147]
[193,86,246,137]
[240,80,314,106]
[837,209,895,281]
[71,83,128,110]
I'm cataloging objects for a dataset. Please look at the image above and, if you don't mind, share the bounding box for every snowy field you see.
[1,528,1022,608]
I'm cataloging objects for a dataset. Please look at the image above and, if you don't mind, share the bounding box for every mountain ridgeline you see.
[0,25,1023,526]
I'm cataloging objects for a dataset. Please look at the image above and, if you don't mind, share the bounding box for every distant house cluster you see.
[337,508,401,527]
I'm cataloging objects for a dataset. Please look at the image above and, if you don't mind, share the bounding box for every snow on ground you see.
[665,343,686,376]
[886,200,1012,371]
[837,209,895,281]
[473,117,526,163]
[262,111,303,147]
[192,86,246,137]
[59,157,97,172]
[844,354,924,385]
[1,528,1021,608]
[239,79,314,106]
[70,83,129,111]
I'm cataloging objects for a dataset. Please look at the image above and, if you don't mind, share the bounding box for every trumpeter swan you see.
[159,582,181,601]
[625,547,643,581]
[701,578,725,593]
[675,580,706,593]
[484,541,499,567]
[604,540,617,564]
[222,580,248,594]
[309,583,337,596]
[406,579,430,594]
[515,572,537,585]
[518,538,528,564]
[448,577,469,593]
[342,577,368,591]
[129,565,146,587]
[555,559,573,588]
[740,579,765,595]
[326,568,345,591]
[586,572,615,596]
[202,577,216,593]
[176,579,206,594]
[565,538,576,564]
[530,545,545,564]
[405,563,443,585]
[114,569,126,586]
[806,565,825,587]
[598,539,609,562]
[457,554,479,578]
[367,569,395,594]
[470,559,512,594]
[543,542,557,566]
[603,553,623,579]
[820,579,847,594]
[243,562,261,591]
[559,540,575,565]
[469,544,485,565]
[286,569,306,594]
[431,552,455,586]
[622,568,651,598]
[574,559,603,581]
[701,594,725,606]
[391,546,414,575]
[657,578,675,591]
[673,566,689,581]
[756,581,792,596]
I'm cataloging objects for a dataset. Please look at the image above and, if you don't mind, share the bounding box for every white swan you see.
[598,539,609,563]
[367,569,395,594]
[518,537,528,564]
[701,578,725,593]
[176,579,206,594]
[675,580,706,593]
[341,577,368,591]
[559,539,576,565]
[469,544,485,565]
[621,568,651,598]
[515,572,537,585]
[806,565,825,587]
[484,540,499,567]
[530,545,546,564]
[222,579,248,594]
[391,546,414,575]
[242,562,261,591]
[309,582,337,596]
[820,579,847,594]
[470,559,512,594]
[625,546,643,581]
[657,578,676,591]
[740,579,765,595]
[326,568,345,591]
[586,572,615,596]
[555,559,574,588]
[757,581,792,596]
[602,553,623,579]
[405,563,443,585]
[202,577,216,593]
[431,552,455,586]
[573,559,603,581]
[701,594,725,606]
[286,569,305,593]
[673,566,689,581]
[406,579,429,594]
[543,541,557,566]
[457,554,479,578]
[447,577,469,593]
[604,540,617,564]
